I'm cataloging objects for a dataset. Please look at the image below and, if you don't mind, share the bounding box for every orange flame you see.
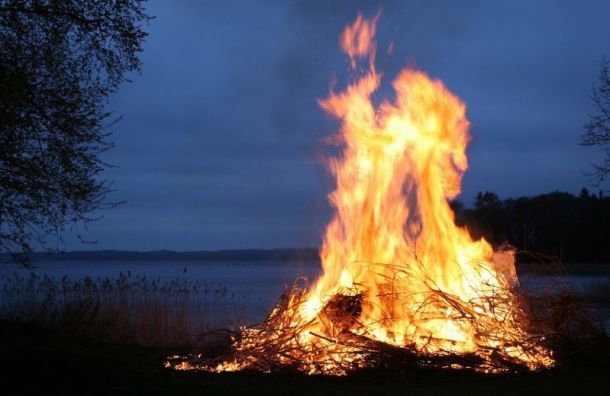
[299,13,552,370]
[168,13,553,375]
[340,12,379,70]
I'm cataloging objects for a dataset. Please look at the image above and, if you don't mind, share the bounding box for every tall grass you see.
[0,271,247,349]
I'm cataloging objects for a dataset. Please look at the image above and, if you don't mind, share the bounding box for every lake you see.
[1,259,322,323]
[2,259,609,327]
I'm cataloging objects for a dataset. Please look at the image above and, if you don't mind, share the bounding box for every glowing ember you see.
[166,13,554,375]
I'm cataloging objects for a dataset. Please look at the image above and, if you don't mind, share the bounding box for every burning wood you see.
[320,293,363,331]
[166,13,556,375]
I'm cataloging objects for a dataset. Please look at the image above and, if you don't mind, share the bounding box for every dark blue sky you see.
[64,0,610,251]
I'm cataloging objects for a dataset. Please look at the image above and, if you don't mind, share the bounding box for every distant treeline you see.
[12,189,609,264]
[452,189,610,263]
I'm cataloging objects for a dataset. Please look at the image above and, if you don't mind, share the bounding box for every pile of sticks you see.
[165,279,567,375]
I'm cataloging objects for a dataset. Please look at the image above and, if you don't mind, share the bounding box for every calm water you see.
[1,260,322,322]
[2,260,609,325]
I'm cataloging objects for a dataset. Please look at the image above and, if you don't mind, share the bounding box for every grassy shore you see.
[1,319,609,396]
[2,271,610,395]
[0,271,246,348]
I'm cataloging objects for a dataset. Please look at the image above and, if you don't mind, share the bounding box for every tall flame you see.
[168,13,553,375]
[285,14,553,370]
[313,13,496,352]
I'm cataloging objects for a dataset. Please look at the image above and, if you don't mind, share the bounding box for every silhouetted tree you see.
[582,57,610,187]
[0,0,151,264]
[466,191,506,245]
[460,190,610,263]
[473,191,502,211]
[579,187,590,199]
[449,199,465,220]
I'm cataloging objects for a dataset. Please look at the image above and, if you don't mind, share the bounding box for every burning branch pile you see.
[167,257,553,375]
[166,13,556,375]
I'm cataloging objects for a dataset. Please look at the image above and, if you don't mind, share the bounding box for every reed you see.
[0,271,247,349]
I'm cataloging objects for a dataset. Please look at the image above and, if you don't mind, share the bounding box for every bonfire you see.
[166,13,555,375]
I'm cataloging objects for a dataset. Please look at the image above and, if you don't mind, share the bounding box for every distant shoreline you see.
[23,248,320,262]
[6,249,609,275]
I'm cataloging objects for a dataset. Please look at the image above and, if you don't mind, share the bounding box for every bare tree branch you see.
[0,0,152,264]
[582,57,610,186]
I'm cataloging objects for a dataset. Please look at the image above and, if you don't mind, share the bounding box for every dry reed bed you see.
[0,271,247,349]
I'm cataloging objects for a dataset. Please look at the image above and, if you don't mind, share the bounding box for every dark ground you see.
[1,321,609,396]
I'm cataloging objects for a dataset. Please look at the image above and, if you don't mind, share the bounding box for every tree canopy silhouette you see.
[0,0,151,263]
[582,57,610,187]
[454,190,610,263]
